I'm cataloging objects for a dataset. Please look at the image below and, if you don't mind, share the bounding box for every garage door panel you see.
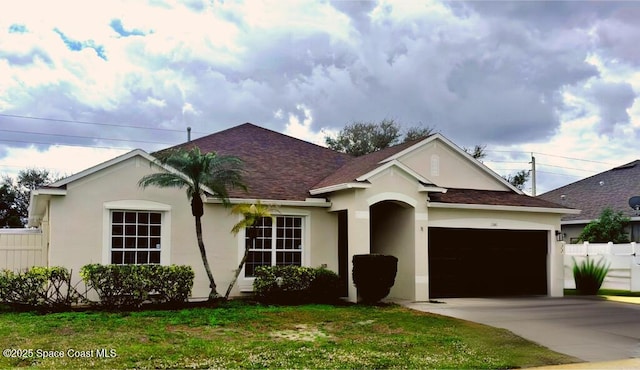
[428,228,547,298]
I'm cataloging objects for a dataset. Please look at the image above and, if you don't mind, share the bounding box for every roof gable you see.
[48,149,158,188]
[538,159,640,221]
[311,138,422,193]
[311,133,521,195]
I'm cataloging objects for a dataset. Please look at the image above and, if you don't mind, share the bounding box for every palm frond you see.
[138,172,193,192]
[142,147,247,203]
[230,202,276,235]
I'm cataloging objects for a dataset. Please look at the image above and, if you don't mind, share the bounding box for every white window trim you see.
[102,200,171,265]
[237,211,311,292]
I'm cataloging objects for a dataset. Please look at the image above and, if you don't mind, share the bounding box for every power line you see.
[0,128,177,146]
[0,138,135,151]
[0,113,207,135]
[536,170,584,178]
[534,152,614,165]
[537,162,601,173]
[486,149,615,165]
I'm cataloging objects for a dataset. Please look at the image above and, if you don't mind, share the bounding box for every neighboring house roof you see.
[538,159,640,222]
[164,123,352,201]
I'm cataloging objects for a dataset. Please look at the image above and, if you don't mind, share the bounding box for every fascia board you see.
[355,159,432,184]
[308,182,371,195]
[205,197,333,208]
[428,201,582,215]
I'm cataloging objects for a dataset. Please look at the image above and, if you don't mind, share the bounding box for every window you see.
[244,216,303,277]
[430,154,440,177]
[110,211,162,264]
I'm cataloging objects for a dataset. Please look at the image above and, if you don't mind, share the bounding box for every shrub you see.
[0,267,79,308]
[309,267,341,303]
[578,208,630,243]
[352,254,398,304]
[80,264,150,308]
[153,265,195,303]
[572,257,610,295]
[253,266,341,304]
[253,265,315,304]
[80,264,194,308]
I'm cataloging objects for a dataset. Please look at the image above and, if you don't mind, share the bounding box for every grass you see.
[0,301,578,369]
[564,288,640,297]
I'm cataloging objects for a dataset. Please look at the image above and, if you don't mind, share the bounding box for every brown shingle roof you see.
[430,188,568,209]
[312,138,425,190]
[538,160,640,221]
[165,123,352,200]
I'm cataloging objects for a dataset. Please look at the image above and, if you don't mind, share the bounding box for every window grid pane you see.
[110,211,161,265]
[244,216,303,277]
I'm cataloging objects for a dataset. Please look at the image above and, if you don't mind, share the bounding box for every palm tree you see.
[225,201,276,299]
[139,147,245,300]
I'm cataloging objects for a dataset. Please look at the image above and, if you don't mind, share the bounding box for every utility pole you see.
[530,154,536,196]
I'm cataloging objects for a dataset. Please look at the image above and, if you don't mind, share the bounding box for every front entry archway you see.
[369,200,415,300]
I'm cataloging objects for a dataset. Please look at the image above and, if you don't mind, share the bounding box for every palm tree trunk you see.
[195,215,219,300]
[224,246,249,299]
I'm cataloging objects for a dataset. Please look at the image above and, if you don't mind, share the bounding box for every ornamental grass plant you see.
[572,257,610,295]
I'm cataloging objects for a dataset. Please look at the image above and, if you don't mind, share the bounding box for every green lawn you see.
[565,288,640,297]
[0,301,578,369]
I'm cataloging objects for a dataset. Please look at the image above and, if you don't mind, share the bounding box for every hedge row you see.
[0,264,194,309]
[0,267,77,308]
[80,264,194,308]
[253,265,341,304]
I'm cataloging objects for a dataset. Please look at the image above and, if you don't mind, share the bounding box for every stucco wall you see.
[400,139,510,191]
[328,165,430,301]
[44,154,339,299]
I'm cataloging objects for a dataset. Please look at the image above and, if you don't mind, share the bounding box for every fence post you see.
[632,242,640,292]
[584,241,589,256]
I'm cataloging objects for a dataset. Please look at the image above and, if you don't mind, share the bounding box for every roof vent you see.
[599,181,604,186]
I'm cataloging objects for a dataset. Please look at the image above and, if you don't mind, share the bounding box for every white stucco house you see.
[27,123,578,302]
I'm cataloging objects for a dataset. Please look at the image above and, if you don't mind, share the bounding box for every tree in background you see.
[578,208,630,243]
[403,125,437,142]
[463,144,487,161]
[0,169,56,227]
[325,119,436,157]
[504,169,530,190]
[0,181,21,227]
[139,147,246,300]
[461,147,530,190]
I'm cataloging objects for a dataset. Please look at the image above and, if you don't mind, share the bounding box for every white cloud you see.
[2,0,640,196]
[0,146,130,180]
[282,104,337,146]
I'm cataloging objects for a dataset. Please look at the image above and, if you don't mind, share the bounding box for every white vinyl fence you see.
[0,228,47,271]
[564,242,640,292]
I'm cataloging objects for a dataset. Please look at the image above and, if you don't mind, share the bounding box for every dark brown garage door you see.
[428,228,548,298]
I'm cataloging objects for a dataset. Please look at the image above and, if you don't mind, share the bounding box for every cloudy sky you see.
[1,0,639,195]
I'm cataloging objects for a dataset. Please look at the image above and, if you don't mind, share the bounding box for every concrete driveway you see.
[401,297,640,362]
